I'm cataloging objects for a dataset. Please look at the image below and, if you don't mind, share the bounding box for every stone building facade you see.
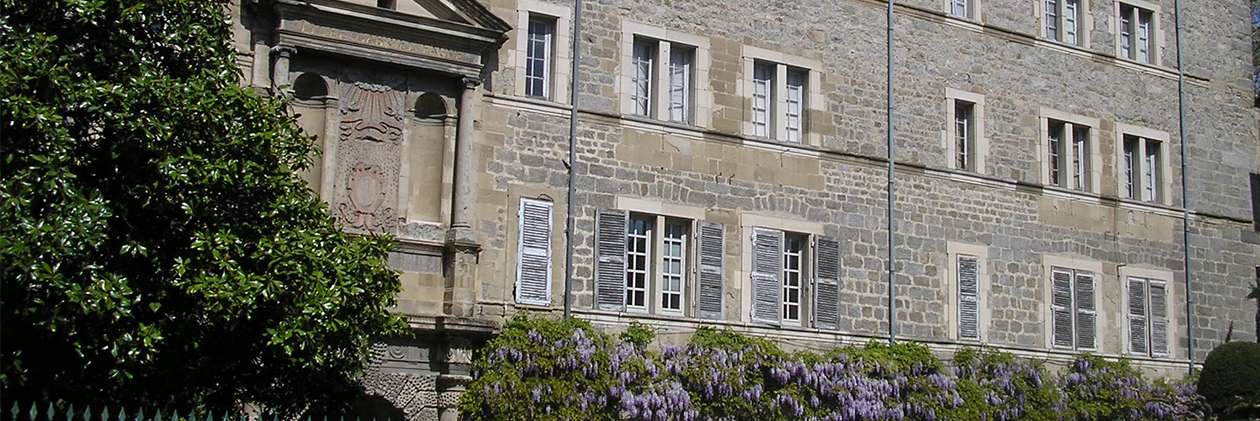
[232,0,1260,419]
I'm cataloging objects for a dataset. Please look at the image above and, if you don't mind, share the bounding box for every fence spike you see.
[44,403,53,421]
[68,404,77,421]
[83,406,93,421]
[205,411,212,421]
[117,407,127,421]
[154,408,162,421]
[170,410,178,421]
[137,408,144,421]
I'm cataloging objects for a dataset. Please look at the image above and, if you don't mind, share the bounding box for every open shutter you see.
[516,199,553,305]
[958,255,980,340]
[1074,272,1096,349]
[751,228,783,324]
[695,221,726,320]
[813,236,841,330]
[1149,282,1168,356]
[1051,269,1074,348]
[1127,278,1148,355]
[595,210,628,311]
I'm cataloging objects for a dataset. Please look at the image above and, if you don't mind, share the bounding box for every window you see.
[514,0,572,102]
[1127,277,1169,357]
[1044,0,1083,45]
[619,22,710,126]
[594,209,726,318]
[742,46,822,145]
[749,228,841,329]
[1041,110,1099,192]
[1116,124,1169,204]
[524,16,554,99]
[945,89,986,173]
[1050,267,1096,350]
[1117,2,1159,64]
[947,243,988,341]
[950,0,980,20]
[957,255,980,340]
[515,198,553,305]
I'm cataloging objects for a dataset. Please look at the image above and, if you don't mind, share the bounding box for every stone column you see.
[447,77,479,246]
[270,45,296,89]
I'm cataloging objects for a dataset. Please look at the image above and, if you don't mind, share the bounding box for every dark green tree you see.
[1,0,405,415]
[1248,280,1260,343]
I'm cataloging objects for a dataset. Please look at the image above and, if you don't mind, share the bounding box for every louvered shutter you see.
[516,199,553,305]
[1149,282,1168,356]
[695,221,726,320]
[1128,278,1149,355]
[1051,269,1074,348]
[958,256,980,340]
[751,228,783,324]
[1074,272,1096,349]
[595,210,628,311]
[813,236,841,330]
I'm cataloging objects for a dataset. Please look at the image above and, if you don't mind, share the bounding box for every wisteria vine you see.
[457,316,1206,421]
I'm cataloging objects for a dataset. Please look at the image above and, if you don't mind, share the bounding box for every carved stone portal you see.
[334,81,404,233]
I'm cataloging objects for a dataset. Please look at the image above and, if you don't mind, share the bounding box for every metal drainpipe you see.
[1173,0,1194,373]
[886,0,897,344]
[564,0,583,320]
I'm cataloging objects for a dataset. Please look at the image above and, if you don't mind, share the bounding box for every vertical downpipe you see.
[564,0,583,320]
[1173,0,1194,372]
[886,0,897,344]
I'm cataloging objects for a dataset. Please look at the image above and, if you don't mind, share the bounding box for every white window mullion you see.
[774,64,789,141]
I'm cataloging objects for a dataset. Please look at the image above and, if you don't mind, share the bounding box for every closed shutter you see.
[958,255,980,340]
[751,228,783,324]
[516,199,553,305]
[595,210,628,311]
[1074,272,1096,349]
[695,221,726,320]
[1149,281,1168,356]
[1128,278,1149,355]
[813,236,841,330]
[1051,269,1074,348]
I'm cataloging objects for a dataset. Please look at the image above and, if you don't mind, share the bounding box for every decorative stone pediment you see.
[272,0,509,78]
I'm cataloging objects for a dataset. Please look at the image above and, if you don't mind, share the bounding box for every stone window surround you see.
[944,88,988,174]
[1118,265,1177,359]
[1041,255,1105,351]
[737,213,824,326]
[1113,122,1172,205]
[1111,0,1164,66]
[618,20,713,128]
[616,196,708,317]
[946,0,983,22]
[1038,107,1102,193]
[512,0,572,103]
[945,242,990,342]
[739,46,825,147]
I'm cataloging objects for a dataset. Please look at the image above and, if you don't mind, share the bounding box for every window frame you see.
[739,214,839,330]
[619,21,711,127]
[741,46,824,146]
[1040,0,1089,46]
[514,0,572,102]
[1114,0,1162,65]
[948,0,982,21]
[1043,257,1103,352]
[946,242,989,342]
[945,88,987,173]
[1114,123,1171,205]
[1040,108,1100,193]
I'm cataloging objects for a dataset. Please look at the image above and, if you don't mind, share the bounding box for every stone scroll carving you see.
[333,82,404,233]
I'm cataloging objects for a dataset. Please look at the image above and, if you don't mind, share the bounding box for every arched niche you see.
[293,72,329,102]
[402,91,452,224]
[414,92,450,120]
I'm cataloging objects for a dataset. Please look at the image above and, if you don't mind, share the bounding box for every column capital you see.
[460,76,482,90]
[270,44,297,57]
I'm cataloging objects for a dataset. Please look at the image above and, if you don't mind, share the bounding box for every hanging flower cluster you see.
[458,316,1206,421]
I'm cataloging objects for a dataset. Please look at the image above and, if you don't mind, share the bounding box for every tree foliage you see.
[1,0,405,415]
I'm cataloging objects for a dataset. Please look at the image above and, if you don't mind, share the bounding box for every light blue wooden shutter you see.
[515,198,552,305]
[813,236,841,329]
[1128,278,1148,355]
[1074,271,1096,349]
[1051,268,1074,348]
[595,210,627,311]
[958,255,980,340]
[751,228,782,324]
[696,221,726,320]
[1149,281,1168,356]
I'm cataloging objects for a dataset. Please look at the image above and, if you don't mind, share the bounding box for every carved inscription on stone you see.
[333,82,404,233]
